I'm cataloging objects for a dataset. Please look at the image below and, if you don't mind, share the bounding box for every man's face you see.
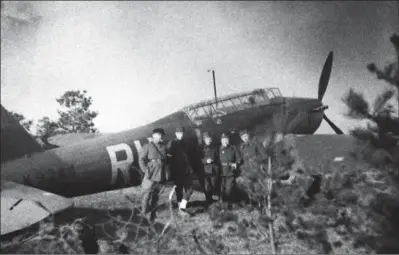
[175,131,184,140]
[241,134,249,143]
[152,133,162,143]
[221,137,229,146]
[204,137,212,145]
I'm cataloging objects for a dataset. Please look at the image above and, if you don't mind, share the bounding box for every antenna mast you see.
[207,70,218,107]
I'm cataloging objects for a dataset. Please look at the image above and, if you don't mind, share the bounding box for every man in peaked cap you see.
[153,128,165,136]
[200,131,220,206]
[167,126,193,216]
[219,132,242,209]
[138,127,169,222]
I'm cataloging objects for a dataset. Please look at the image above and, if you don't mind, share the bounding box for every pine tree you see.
[55,90,99,134]
[342,34,399,168]
[34,90,99,149]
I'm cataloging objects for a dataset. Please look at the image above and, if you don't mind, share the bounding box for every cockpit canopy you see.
[181,87,283,125]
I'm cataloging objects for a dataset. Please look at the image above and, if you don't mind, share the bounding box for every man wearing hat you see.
[219,132,242,208]
[167,126,193,216]
[239,129,268,175]
[139,128,169,222]
[200,131,220,206]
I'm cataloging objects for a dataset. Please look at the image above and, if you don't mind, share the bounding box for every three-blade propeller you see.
[317,52,344,134]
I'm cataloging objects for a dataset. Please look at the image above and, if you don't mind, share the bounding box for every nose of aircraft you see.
[288,97,324,111]
[283,97,327,134]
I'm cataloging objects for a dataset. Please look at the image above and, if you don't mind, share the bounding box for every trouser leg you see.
[175,174,192,199]
[211,176,218,192]
[142,190,152,215]
[204,175,214,203]
[220,177,226,202]
[149,183,162,220]
[175,175,192,213]
[215,174,222,201]
[210,176,218,204]
[182,174,193,201]
[225,176,236,203]
[173,177,188,214]
[141,178,155,215]
[175,184,183,203]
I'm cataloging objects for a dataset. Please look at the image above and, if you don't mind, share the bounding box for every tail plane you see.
[1,105,43,163]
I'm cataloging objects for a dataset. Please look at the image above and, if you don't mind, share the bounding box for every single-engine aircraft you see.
[1,52,344,236]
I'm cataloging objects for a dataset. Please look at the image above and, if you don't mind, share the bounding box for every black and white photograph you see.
[1,1,398,254]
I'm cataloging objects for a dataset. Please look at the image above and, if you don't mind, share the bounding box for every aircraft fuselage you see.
[1,96,326,197]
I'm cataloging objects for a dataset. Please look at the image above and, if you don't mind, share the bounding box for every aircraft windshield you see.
[182,87,282,125]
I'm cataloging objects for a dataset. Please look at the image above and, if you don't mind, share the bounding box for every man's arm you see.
[230,147,241,176]
[200,145,207,164]
[166,140,173,157]
[138,145,150,176]
[234,146,243,165]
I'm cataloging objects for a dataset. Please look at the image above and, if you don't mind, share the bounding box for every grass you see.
[1,135,399,254]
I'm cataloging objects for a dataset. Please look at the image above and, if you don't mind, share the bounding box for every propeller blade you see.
[323,114,344,134]
[318,51,334,101]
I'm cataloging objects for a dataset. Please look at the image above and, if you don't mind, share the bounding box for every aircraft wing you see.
[1,181,74,236]
[292,134,358,172]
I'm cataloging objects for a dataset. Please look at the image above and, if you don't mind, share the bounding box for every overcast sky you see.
[1,1,398,134]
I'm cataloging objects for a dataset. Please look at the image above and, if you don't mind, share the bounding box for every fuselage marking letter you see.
[106,143,133,185]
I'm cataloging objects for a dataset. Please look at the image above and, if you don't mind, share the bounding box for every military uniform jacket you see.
[240,140,268,166]
[139,141,168,182]
[166,139,193,176]
[219,145,242,177]
[200,144,220,175]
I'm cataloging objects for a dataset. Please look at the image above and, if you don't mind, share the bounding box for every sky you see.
[1,1,398,134]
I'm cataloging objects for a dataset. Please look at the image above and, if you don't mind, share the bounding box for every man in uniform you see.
[219,133,242,208]
[239,129,268,172]
[200,132,220,206]
[139,128,169,222]
[167,126,193,216]
[239,129,269,205]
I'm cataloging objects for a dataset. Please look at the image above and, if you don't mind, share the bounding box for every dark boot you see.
[206,193,213,204]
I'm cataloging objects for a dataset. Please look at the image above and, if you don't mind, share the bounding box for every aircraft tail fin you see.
[1,105,44,163]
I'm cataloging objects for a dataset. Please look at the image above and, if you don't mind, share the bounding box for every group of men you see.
[138,126,268,222]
